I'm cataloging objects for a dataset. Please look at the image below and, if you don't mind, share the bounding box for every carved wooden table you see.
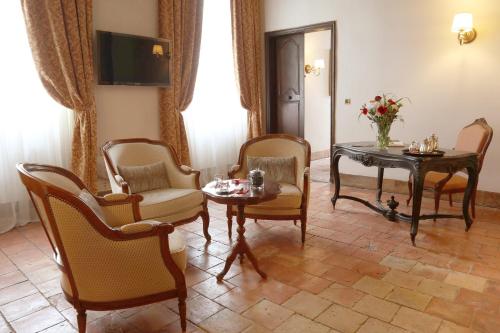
[331,142,478,245]
[203,180,281,281]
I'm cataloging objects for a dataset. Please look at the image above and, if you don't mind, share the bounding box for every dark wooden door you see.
[269,33,304,137]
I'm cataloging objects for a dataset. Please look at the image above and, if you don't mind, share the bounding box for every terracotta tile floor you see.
[2,180,500,332]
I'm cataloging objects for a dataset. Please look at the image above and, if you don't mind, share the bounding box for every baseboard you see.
[311,149,330,161]
[339,173,500,209]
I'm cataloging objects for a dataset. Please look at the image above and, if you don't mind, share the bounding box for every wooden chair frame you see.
[102,138,211,240]
[227,134,311,243]
[17,163,187,332]
[407,118,493,218]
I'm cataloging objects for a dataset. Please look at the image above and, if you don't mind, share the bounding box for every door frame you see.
[265,21,337,180]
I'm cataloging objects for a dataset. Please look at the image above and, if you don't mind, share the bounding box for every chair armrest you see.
[96,193,143,226]
[114,175,130,194]
[180,165,193,172]
[228,164,242,178]
[116,220,174,237]
[168,165,201,190]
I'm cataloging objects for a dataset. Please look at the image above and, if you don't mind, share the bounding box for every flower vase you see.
[376,123,391,149]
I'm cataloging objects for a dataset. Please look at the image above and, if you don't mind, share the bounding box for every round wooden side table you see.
[202,180,281,281]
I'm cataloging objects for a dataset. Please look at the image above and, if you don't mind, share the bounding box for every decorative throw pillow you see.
[117,162,169,193]
[247,156,296,184]
[78,189,106,222]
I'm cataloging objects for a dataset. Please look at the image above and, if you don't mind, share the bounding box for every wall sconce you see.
[304,59,325,76]
[152,44,164,57]
[451,13,477,45]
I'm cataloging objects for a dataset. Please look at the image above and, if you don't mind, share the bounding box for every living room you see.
[0,0,499,332]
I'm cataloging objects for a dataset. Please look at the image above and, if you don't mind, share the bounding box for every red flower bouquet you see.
[359,94,407,149]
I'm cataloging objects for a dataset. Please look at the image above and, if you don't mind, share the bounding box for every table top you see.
[202,179,281,206]
[334,142,477,161]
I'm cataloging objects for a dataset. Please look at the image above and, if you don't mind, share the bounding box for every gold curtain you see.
[158,0,204,165]
[21,0,97,191]
[230,0,264,138]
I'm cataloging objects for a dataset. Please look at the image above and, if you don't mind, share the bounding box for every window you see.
[0,1,73,233]
[183,0,247,183]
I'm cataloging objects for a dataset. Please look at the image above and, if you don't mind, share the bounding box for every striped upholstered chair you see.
[227,134,311,243]
[17,163,188,333]
[102,138,211,241]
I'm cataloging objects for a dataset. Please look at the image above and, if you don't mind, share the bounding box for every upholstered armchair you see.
[17,163,188,333]
[102,138,210,241]
[407,118,493,218]
[228,134,311,243]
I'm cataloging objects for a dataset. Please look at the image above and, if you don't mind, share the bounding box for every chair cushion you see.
[139,188,204,219]
[117,162,169,193]
[424,171,468,191]
[252,183,302,209]
[247,156,296,184]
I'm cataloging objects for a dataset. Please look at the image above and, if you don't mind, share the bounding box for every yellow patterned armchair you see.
[228,134,311,243]
[102,138,210,241]
[17,163,188,333]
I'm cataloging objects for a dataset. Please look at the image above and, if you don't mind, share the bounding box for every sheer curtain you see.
[184,0,247,184]
[0,1,73,233]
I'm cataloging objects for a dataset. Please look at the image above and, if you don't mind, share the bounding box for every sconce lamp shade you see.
[152,44,164,56]
[452,13,473,32]
[314,59,325,69]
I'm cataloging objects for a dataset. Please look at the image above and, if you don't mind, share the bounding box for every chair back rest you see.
[237,134,311,186]
[102,139,179,193]
[16,164,86,257]
[16,163,108,299]
[455,118,493,171]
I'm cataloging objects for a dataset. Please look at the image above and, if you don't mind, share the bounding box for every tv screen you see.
[97,31,170,86]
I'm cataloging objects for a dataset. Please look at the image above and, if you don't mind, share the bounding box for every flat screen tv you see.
[97,31,170,86]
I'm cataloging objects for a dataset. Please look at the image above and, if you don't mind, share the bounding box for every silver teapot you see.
[248,168,265,190]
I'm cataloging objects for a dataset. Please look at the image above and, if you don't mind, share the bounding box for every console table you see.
[331,142,478,245]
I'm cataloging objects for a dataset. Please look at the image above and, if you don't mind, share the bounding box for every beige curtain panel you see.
[231,0,264,138]
[21,0,97,191]
[158,0,204,165]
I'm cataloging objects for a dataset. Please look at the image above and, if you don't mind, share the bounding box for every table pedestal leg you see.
[217,204,267,281]
[410,171,425,246]
[376,167,384,203]
[463,165,478,230]
[331,152,341,209]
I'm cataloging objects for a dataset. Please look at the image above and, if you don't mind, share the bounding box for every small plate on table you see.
[402,149,445,157]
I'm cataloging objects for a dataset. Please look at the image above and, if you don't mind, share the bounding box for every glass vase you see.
[376,122,391,149]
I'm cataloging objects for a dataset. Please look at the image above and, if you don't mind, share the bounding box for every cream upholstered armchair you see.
[102,138,210,241]
[17,163,188,333]
[228,134,311,243]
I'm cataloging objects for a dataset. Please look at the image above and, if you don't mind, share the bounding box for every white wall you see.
[93,0,160,175]
[265,0,500,192]
[304,30,331,154]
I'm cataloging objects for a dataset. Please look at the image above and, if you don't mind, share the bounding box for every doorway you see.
[265,22,336,181]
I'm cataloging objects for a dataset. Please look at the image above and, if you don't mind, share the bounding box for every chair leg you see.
[449,193,453,207]
[178,297,187,332]
[300,217,307,243]
[201,209,211,242]
[254,219,257,223]
[77,309,86,333]
[406,179,413,206]
[226,205,233,238]
[293,220,297,225]
[471,188,477,219]
[434,191,441,221]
